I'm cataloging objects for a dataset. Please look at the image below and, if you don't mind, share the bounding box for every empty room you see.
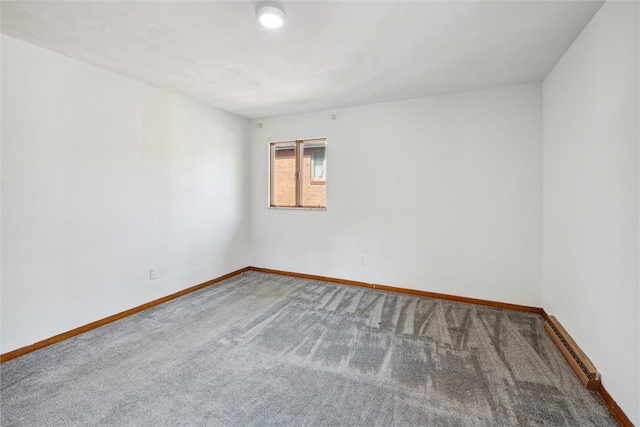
[1,0,638,426]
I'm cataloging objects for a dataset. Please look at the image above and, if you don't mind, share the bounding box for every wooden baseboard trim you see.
[0,267,250,364]
[248,266,543,315]
[598,384,634,427]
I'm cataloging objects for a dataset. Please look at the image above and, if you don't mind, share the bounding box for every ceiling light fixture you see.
[256,4,285,29]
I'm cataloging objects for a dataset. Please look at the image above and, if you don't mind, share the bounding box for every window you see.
[270,138,326,209]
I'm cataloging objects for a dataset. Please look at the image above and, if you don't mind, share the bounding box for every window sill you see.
[268,206,326,211]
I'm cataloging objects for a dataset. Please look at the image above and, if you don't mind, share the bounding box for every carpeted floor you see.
[1,271,617,426]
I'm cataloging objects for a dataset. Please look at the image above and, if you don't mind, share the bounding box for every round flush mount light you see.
[257,4,285,29]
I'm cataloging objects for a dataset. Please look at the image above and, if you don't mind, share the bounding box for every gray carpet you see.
[1,271,617,426]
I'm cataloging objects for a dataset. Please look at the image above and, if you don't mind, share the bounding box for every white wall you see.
[542,1,639,424]
[250,83,543,307]
[1,35,250,354]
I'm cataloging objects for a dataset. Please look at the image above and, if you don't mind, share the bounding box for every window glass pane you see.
[302,142,326,208]
[312,151,325,179]
[271,143,296,207]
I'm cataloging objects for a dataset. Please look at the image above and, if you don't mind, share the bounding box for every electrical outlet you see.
[360,255,366,265]
[150,266,158,280]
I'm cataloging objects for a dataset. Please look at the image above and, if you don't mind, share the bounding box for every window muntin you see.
[269,138,326,209]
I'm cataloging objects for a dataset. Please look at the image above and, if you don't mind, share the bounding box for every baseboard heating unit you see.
[544,315,601,391]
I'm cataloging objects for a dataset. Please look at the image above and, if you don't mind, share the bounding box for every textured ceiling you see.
[1,1,603,119]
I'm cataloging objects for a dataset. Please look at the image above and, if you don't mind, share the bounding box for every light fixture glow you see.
[257,5,285,29]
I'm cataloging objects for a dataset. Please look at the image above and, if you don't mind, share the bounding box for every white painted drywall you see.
[249,83,543,307]
[542,1,639,424]
[1,35,250,354]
